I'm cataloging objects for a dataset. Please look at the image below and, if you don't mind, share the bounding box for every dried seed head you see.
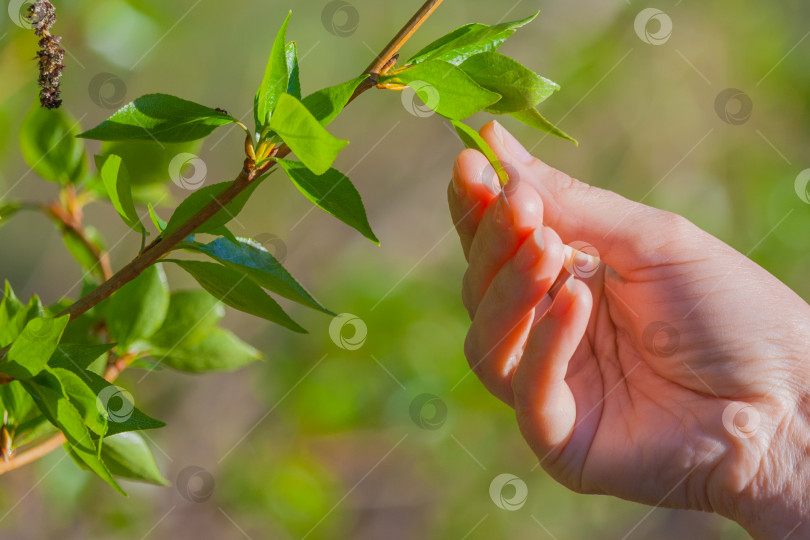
[26,1,64,109]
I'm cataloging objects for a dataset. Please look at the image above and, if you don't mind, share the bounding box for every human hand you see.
[448,121,810,538]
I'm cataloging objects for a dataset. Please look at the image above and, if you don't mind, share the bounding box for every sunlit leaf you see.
[101,432,170,486]
[451,120,509,185]
[95,154,144,232]
[509,108,578,145]
[1,316,69,380]
[255,11,292,132]
[301,75,366,127]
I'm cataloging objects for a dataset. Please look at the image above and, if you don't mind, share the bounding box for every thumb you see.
[480,121,684,275]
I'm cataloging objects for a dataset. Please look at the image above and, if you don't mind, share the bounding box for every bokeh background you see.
[1,0,809,538]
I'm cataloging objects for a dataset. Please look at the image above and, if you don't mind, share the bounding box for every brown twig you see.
[0,0,444,474]
[44,199,113,281]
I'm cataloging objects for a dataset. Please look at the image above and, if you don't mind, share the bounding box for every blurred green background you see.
[1,0,809,538]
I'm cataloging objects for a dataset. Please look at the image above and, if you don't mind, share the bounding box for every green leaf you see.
[94,154,144,232]
[161,176,266,239]
[167,259,306,333]
[275,159,378,244]
[458,52,558,113]
[208,225,239,244]
[183,237,331,314]
[147,202,166,232]
[78,94,236,143]
[0,380,35,425]
[61,226,107,282]
[381,60,501,120]
[21,371,125,495]
[255,11,292,132]
[0,282,45,347]
[50,367,108,437]
[407,11,539,66]
[76,370,165,435]
[148,290,224,349]
[105,264,170,349]
[48,343,115,371]
[451,120,509,185]
[509,108,578,145]
[269,93,349,175]
[0,203,21,229]
[101,432,169,486]
[19,104,87,184]
[286,41,302,99]
[1,316,69,380]
[151,327,261,373]
[301,75,367,127]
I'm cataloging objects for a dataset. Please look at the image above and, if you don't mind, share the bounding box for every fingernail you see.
[514,228,545,272]
[493,120,533,164]
[495,189,512,228]
[549,278,576,317]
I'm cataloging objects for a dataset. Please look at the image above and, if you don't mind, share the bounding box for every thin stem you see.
[43,201,113,281]
[0,0,444,474]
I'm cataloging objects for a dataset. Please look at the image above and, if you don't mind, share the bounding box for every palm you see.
[546,233,804,509]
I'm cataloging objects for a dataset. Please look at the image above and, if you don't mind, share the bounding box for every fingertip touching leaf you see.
[269,93,348,175]
[78,94,236,143]
[275,159,378,244]
[451,120,509,185]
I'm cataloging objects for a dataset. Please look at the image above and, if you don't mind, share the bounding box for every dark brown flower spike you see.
[26,0,64,109]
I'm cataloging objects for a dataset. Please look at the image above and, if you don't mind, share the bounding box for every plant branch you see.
[43,200,113,281]
[0,0,444,474]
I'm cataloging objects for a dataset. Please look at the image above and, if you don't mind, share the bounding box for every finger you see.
[513,278,592,452]
[464,226,565,405]
[448,149,500,260]
[479,121,686,276]
[463,176,544,318]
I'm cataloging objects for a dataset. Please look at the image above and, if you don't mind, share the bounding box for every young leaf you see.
[407,11,539,66]
[167,259,306,333]
[269,93,348,175]
[76,369,165,435]
[94,154,144,232]
[48,343,115,372]
[101,432,170,486]
[151,327,261,373]
[21,370,125,495]
[161,176,267,239]
[1,316,69,380]
[0,203,21,229]
[148,290,225,349]
[50,367,108,437]
[183,236,332,314]
[459,52,559,113]
[147,202,166,232]
[381,61,501,120]
[0,282,45,347]
[207,225,239,245]
[301,75,367,127]
[255,11,292,132]
[509,108,578,145]
[78,94,237,143]
[0,380,35,425]
[105,264,170,348]
[275,159,378,244]
[451,120,509,185]
[19,104,87,184]
[286,41,302,99]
